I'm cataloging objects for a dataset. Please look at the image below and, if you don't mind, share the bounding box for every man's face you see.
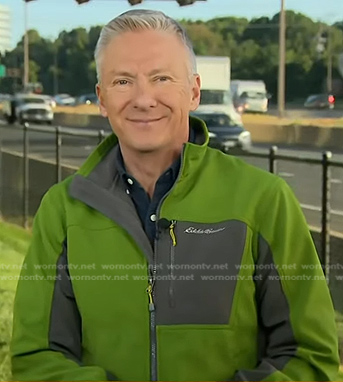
[96,30,201,154]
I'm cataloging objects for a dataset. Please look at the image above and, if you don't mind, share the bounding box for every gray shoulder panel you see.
[49,240,82,364]
[69,174,153,264]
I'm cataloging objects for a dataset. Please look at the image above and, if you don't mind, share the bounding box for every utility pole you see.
[23,0,36,91]
[23,0,29,90]
[327,27,333,94]
[53,43,59,95]
[278,0,286,118]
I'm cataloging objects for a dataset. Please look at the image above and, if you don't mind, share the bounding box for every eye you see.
[156,76,170,82]
[114,79,129,86]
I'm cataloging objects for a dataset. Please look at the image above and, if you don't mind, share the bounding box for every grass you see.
[338,312,343,380]
[0,220,31,381]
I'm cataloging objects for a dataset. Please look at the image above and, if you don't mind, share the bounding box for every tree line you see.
[0,10,342,101]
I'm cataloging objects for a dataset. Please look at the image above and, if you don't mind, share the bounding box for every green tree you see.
[2,13,342,99]
[181,21,225,56]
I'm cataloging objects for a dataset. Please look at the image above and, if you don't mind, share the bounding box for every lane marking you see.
[300,203,343,217]
[279,172,294,178]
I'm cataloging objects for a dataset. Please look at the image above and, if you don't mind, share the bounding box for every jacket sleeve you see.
[10,183,117,381]
[233,178,339,381]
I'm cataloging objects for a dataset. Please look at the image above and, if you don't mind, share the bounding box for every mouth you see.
[127,117,164,123]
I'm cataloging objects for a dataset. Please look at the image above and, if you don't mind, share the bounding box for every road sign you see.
[0,65,5,78]
[6,68,21,78]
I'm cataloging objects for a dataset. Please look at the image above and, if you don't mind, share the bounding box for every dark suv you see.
[304,94,335,109]
[190,111,252,152]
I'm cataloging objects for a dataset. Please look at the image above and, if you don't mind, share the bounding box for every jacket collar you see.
[68,116,209,263]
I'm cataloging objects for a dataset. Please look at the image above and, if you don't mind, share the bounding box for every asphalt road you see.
[1,121,342,233]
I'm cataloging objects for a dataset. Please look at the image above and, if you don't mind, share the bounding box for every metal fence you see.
[1,123,343,280]
[20,123,106,227]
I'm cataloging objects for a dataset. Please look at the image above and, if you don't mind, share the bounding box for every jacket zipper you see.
[168,220,177,308]
[147,146,186,382]
[147,270,157,381]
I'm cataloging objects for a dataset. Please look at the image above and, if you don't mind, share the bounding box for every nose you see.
[132,79,158,110]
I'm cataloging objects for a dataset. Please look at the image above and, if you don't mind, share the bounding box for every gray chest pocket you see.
[155,220,248,325]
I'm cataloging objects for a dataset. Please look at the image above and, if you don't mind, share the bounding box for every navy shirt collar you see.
[114,126,195,244]
[115,126,196,185]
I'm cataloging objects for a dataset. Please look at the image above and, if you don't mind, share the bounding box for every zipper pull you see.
[146,284,155,312]
[169,220,177,247]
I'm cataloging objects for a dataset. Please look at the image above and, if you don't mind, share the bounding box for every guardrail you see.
[1,122,343,282]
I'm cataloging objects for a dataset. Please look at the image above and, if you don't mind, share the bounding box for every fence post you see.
[23,123,29,229]
[321,151,332,283]
[98,129,105,145]
[269,146,278,174]
[56,126,62,183]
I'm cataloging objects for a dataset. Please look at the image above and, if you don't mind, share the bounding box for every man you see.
[11,9,339,381]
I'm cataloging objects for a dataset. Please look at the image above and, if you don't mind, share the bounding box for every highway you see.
[1,121,342,233]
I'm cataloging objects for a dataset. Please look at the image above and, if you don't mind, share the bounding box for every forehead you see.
[101,30,189,72]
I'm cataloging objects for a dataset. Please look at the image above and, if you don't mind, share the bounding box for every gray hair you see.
[94,9,196,82]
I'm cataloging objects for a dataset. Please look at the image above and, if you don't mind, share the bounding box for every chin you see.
[131,141,167,154]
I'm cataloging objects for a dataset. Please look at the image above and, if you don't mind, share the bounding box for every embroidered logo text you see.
[184,227,226,234]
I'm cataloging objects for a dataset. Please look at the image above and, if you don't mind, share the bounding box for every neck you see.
[120,146,182,198]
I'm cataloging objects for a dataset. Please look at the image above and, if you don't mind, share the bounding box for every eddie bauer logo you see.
[184,227,226,234]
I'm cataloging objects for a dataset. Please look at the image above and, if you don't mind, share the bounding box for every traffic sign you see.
[6,68,21,78]
[0,65,5,78]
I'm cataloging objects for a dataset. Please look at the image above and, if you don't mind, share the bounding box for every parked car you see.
[190,110,252,152]
[41,95,57,108]
[2,94,54,124]
[304,94,335,109]
[54,93,76,106]
[75,93,99,105]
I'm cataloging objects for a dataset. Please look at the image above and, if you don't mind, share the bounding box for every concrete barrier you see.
[53,112,343,150]
[53,112,111,130]
[245,122,343,150]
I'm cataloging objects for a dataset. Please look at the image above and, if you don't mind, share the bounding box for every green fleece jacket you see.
[11,117,339,381]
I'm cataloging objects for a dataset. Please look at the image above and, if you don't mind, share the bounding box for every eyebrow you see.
[148,68,171,76]
[109,68,171,78]
[109,70,135,78]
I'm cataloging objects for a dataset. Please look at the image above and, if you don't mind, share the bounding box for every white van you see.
[230,80,269,113]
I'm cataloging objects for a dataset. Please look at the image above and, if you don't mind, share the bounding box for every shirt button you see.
[127,178,134,185]
[150,214,157,222]
[126,189,130,195]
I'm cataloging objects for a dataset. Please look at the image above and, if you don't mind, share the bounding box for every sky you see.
[0,0,342,47]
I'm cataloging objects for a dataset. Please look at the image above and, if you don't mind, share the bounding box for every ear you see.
[96,83,108,118]
[189,74,201,112]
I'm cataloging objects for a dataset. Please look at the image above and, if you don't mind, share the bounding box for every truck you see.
[2,93,54,125]
[195,56,243,125]
[230,80,269,113]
